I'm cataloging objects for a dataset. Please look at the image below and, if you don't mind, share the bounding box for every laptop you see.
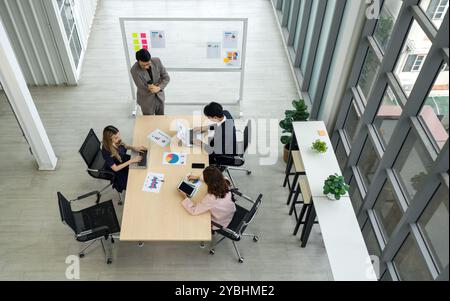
[130,150,148,169]
[176,122,197,147]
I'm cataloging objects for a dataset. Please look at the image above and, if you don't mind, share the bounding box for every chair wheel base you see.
[253,236,259,242]
[138,242,144,247]
[238,257,244,263]
[79,252,85,258]
[118,201,123,206]
[107,258,112,264]
[209,249,215,255]
[247,171,251,175]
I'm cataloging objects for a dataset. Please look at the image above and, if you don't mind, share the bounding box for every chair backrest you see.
[57,192,77,233]
[237,194,262,235]
[242,119,251,154]
[79,129,101,168]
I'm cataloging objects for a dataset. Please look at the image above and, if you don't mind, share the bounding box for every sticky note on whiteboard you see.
[132,33,138,38]
[134,45,141,51]
[318,130,327,137]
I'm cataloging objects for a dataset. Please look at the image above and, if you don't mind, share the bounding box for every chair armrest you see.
[212,221,240,240]
[70,190,101,204]
[76,225,110,241]
[87,168,115,177]
[230,188,254,204]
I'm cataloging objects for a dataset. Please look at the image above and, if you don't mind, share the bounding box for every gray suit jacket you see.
[130,58,170,107]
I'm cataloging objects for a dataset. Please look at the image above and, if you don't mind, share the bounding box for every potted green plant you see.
[311,140,328,153]
[323,174,350,201]
[279,99,310,162]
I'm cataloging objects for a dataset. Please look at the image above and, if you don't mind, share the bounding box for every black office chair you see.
[79,129,122,205]
[57,191,120,264]
[208,189,263,263]
[215,119,252,188]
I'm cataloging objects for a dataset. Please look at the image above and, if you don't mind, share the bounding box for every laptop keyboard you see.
[138,150,147,167]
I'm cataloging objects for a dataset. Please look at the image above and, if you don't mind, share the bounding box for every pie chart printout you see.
[162,152,187,165]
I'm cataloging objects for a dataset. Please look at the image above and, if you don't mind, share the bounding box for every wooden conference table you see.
[292,121,377,281]
[120,115,211,242]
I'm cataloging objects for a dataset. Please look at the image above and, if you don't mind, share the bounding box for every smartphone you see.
[192,163,205,169]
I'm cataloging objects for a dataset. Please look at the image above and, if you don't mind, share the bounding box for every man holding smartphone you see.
[130,49,170,115]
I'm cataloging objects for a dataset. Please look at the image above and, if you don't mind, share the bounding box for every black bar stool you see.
[292,176,313,236]
[283,149,306,206]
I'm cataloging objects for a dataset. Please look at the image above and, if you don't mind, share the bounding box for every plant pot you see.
[327,194,338,201]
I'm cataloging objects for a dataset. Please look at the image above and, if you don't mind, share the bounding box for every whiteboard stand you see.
[119,17,248,117]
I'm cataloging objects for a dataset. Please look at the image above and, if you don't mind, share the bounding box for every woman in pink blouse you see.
[180,166,236,230]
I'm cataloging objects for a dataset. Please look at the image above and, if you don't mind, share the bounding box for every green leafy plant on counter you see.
[311,140,328,153]
[323,174,350,201]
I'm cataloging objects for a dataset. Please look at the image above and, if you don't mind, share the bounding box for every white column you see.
[0,18,57,170]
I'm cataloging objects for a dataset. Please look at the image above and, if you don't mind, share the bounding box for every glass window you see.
[374,86,403,147]
[287,0,296,31]
[420,0,449,29]
[61,0,75,37]
[393,234,434,281]
[69,27,82,68]
[419,64,449,151]
[349,177,364,213]
[373,180,403,241]
[293,0,306,52]
[418,184,449,271]
[362,221,382,259]
[380,270,393,281]
[357,138,380,188]
[335,139,348,171]
[358,48,381,101]
[343,100,362,144]
[373,0,402,52]
[394,21,432,97]
[300,0,320,74]
[393,132,434,202]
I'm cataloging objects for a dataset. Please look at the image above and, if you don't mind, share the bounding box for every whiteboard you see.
[120,18,247,111]
[123,19,245,69]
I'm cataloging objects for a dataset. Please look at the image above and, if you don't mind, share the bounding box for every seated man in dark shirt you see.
[193,102,237,166]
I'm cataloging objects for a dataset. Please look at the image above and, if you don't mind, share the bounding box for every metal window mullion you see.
[401,11,449,118]
[436,265,449,281]
[410,224,440,279]
[310,0,347,119]
[386,261,400,281]
[281,0,291,27]
[300,0,327,91]
[367,209,387,250]
[286,0,301,46]
[293,0,312,67]
[275,0,282,10]
[386,73,409,107]
[359,1,415,135]
[330,5,381,147]
[409,117,440,161]
[402,144,449,221]
[412,5,438,42]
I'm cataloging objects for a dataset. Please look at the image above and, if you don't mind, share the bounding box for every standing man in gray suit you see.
[130,49,170,115]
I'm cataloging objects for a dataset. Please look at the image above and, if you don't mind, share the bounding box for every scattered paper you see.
[207,42,221,59]
[148,129,171,147]
[142,172,165,193]
[163,152,187,165]
[150,30,166,48]
[223,31,238,49]
[224,51,240,67]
